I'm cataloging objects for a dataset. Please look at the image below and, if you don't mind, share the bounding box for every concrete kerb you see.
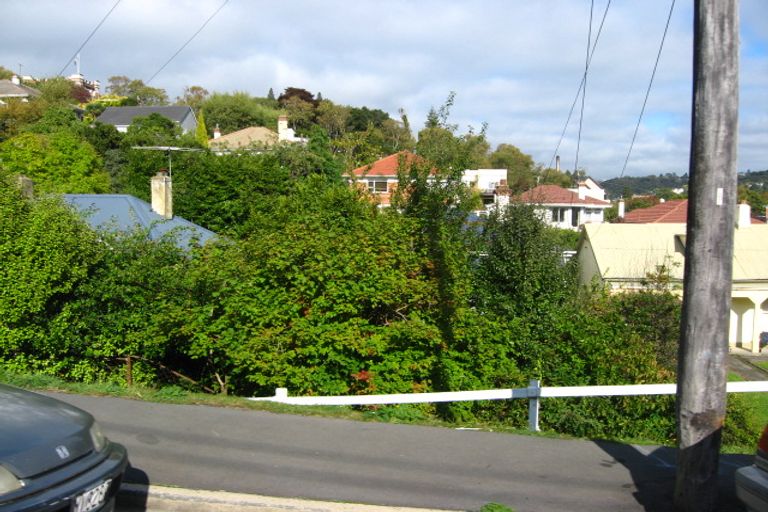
[117,484,454,512]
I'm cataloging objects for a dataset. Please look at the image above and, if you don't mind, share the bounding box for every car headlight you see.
[0,465,23,495]
[89,421,108,452]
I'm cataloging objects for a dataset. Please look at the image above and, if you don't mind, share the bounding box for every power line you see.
[146,0,229,85]
[619,0,676,178]
[573,0,595,174]
[57,0,122,76]
[547,0,611,170]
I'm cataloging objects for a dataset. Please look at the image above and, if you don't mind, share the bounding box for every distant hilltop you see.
[601,168,768,199]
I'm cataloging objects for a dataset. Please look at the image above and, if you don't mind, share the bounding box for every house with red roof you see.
[515,182,611,230]
[621,198,764,225]
[347,152,429,206]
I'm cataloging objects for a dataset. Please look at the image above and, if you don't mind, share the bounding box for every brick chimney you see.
[151,169,173,219]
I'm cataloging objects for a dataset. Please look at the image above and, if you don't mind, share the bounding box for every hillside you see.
[601,169,768,199]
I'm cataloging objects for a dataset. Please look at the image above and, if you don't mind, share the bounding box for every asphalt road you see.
[47,392,752,512]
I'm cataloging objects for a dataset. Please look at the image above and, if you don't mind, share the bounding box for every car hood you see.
[0,385,94,478]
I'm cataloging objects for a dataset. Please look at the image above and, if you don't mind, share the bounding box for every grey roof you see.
[96,106,194,127]
[63,194,217,250]
[0,79,41,98]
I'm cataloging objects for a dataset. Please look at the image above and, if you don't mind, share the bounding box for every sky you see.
[3,0,766,181]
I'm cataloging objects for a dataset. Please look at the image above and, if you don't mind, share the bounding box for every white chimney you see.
[11,75,20,85]
[213,124,221,139]
[151,170,173,219]
[737,202,751,228]
[618,199,625,219]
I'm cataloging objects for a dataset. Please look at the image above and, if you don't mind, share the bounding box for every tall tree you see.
[106,76,168,106]
[176,85,209,111]
[489,144,535,192]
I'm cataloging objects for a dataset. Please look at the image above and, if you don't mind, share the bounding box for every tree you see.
[0,182,100,376]
[0,131,110,193]
[281,96,315,134]
[176,85,209,111]
[277,87,317,107]
[489,144,535,193]
[195,110,209,147]
[106,76,168,106]
[316,100,350,139]
[0,66,13,80]
[200,92,282,134]
[37,77,75,105]
[121,113,182,148]
[25,105,83,135]
[347,107,390,132]
[267,88,275,100]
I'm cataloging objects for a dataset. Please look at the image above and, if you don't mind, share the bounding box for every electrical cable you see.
[57,0,122,76]
[146,0,229,85]
[547,0,611,170]
[619,0,676,178]
[573,0,595,175]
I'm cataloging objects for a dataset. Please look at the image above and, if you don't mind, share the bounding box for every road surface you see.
[47,392,751,512]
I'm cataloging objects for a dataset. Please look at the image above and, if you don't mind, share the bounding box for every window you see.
[367,180,388,194]
[551,208,566,222]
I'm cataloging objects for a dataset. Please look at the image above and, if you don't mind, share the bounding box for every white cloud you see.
[1,0,765,179]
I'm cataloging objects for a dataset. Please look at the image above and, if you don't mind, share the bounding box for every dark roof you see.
[63,194,216,249]
[96,106,194,126]
[0,79,41,98]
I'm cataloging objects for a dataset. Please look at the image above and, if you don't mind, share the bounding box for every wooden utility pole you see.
[674,1,739,511]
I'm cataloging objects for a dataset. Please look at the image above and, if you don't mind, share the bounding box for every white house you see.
[515,183,611,230]
[578,220,768,353]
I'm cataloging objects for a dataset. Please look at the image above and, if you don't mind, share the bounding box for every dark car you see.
[0,384,128,512]
[736,423,768,512]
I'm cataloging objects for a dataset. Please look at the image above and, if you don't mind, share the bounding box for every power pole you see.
[674,1,739,511]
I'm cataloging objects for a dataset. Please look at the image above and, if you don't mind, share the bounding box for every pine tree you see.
[267,88,275,100]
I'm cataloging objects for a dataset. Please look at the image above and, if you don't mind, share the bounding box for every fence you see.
[249,380,768,431]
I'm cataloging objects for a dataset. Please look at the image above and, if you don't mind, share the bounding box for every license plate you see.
[72,479,111,512]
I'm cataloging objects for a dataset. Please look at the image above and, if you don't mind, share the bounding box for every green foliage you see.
[478,503,515,512]
[489,144,535,193]
[195,110,209,147]
[476,204,577,318]
[0,183,100,375]
[25,105,83,134]
[201,92,282,134]
[0,131,110,193]
[37,77,75,105]
[106,76,168,106]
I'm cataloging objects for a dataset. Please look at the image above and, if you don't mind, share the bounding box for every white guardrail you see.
[249,380,768,431]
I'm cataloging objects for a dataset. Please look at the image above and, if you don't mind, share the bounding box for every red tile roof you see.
[623,199,765,224]
[516,185,610,206]
[349,151,426,177]
[623,199,688,223]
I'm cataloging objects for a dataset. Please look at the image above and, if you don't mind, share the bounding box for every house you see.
[0,75,41,104]
[515,183,611,229]
[209,126,278,150]
[462,169,509,208]
[577,217,768,353]
[96,106,197,134]
[621,198,765,224]
[348,151,426,206]
[63,170,216,250]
